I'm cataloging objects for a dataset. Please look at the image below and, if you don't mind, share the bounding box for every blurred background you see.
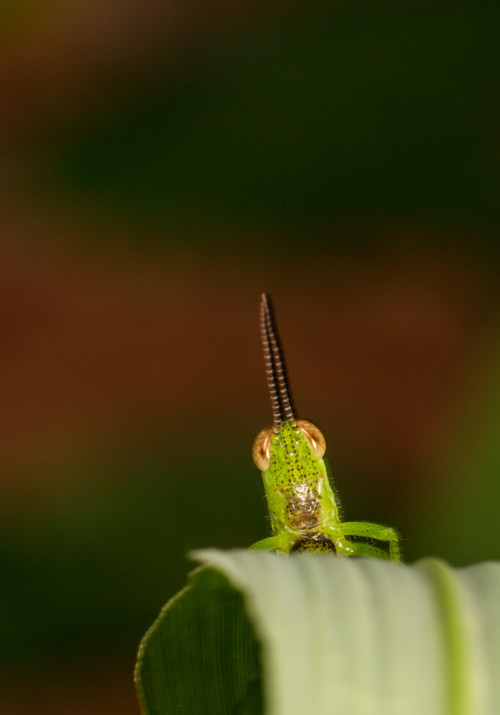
[1,0,500,712]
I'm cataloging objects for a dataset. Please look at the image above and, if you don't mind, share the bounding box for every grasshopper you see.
[250,294,401,559]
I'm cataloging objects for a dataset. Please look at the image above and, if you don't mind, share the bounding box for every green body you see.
[251,295,401,559]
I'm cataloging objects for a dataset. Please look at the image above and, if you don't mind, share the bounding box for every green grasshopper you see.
[250,294,401,559]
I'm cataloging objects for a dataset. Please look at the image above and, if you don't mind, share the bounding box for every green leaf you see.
[135,550,500,715]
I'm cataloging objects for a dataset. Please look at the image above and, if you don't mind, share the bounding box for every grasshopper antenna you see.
[260,294,296,425]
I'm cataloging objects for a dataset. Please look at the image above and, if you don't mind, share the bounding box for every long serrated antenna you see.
[260,294,296,425]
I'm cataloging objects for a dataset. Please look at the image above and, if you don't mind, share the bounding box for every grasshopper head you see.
[252,419,326,472]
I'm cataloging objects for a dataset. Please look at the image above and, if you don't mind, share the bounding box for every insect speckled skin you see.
[250,294,401,559]
[264,422,337,539]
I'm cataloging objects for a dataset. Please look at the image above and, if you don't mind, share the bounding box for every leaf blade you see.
[136,551,500,715]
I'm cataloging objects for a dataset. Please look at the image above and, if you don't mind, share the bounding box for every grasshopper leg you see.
[340,521,401,561]
[348,542,390,560]
[249,535,292,553]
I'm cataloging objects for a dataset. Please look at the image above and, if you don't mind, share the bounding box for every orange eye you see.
[252,427,273,471]
[297,419,326,458]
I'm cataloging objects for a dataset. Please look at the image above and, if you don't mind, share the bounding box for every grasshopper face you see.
[252,419,325,473]
[253,420,337,545]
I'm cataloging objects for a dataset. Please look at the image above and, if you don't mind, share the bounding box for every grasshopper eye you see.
[297,419,326,458]
[252,427,273,471]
